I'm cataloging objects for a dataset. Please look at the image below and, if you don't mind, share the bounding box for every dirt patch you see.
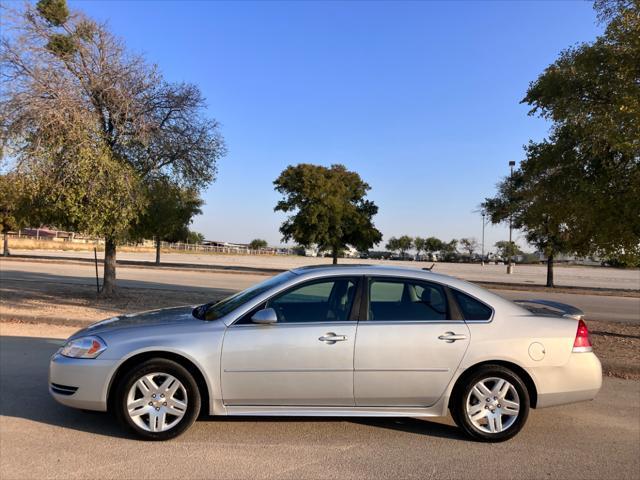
[0,281,221,324]
[588,320,640,380]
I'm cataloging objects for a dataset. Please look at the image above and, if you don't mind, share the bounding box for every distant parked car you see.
[50,265,601,441]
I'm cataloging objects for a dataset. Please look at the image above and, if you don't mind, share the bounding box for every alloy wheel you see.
[126,372,188,433]
[465,377,520,434]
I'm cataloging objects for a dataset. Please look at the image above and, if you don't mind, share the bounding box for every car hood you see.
[72,305,199,338]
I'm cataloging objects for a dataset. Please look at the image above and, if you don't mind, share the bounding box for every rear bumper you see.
[533,351,602,409]
[48,352,115,411]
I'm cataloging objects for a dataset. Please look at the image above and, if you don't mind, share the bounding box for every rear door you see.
[354,276,470,406]
[221,276,360,406]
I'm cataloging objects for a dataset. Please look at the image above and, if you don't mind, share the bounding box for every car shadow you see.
[0,334,463,441]
[205,415,464,441]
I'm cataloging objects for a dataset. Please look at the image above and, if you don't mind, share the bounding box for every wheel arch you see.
[449,360,538,409]
[106,351,211,415]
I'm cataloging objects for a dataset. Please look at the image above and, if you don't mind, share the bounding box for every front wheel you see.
[115,358,201,440]
[451,365,530,442]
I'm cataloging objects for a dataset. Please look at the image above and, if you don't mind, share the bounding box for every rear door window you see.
[368,278,447,321]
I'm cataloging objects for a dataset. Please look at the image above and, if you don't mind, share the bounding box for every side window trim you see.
[363,276,462,323]
[231,276,361,326]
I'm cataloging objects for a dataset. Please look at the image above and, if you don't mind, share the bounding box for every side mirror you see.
[251,308,278,325]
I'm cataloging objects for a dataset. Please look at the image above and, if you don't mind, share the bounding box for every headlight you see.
[60,336,107,359]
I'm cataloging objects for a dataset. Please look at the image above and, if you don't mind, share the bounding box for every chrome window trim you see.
[229,321,357,328]
[357,320,466,326]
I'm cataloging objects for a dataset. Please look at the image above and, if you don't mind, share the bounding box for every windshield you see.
[192,271,297,321]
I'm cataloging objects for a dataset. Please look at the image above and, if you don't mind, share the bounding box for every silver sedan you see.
[49,265,602,441]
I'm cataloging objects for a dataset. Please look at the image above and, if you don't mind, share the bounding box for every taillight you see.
[573,319,593,352]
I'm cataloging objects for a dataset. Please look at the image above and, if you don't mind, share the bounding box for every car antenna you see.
[422,263,435,271]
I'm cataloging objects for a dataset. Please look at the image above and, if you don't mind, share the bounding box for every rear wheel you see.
[451,365,530,442]
[115,358,201,440]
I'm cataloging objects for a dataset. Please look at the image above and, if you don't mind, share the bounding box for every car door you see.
[221,276,360,406]
[354,276,470,407]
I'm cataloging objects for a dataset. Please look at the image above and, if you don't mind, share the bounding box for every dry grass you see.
[6,238,280,256]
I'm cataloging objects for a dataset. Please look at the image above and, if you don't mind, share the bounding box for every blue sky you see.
[71,0,601,251]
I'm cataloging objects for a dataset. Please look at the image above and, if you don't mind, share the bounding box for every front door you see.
[354,277,470,406]
[221,276,360,406]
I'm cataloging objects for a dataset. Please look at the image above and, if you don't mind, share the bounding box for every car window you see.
[267,277,358,323]
[200,271,297,321]
[452,290,493,321]
[369,279,447,321]
[370,281,403,302]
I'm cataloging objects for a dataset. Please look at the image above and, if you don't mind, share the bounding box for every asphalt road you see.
[2,260,639,324]
[0,324,638,480]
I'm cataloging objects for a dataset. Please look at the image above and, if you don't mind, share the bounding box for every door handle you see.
[438,331,468,343]
[318,332,347,344]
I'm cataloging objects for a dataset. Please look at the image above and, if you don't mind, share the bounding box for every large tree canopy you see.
[484,0,639,285]
[0,0,225,294]
[274,164,382,264]
[523,0,639,262]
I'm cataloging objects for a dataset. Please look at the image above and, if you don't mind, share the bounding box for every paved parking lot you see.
[1,323,638,480]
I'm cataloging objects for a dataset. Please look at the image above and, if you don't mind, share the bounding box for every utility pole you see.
[481,210,486,266]
[507,160,516,274]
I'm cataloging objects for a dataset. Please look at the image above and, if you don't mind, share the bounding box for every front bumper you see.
[48,352,116,411]
[533,351,603,409]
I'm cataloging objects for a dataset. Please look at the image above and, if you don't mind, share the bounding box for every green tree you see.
[440,239,459,262]
[396,235,414,259]
[494,241,523,262]
[414,237,426,259]
[274,164,382,264]
[249,239,268,250]
[386,237,400,256]
[0,173,29,256]
[519,0,640,266]
[484,0,640,285]
[484,162,576,286]
[460,238,479,258]
[424,237,444,259]
[186,231,205,244]
[130,178,204,264]
[0,0,225,295]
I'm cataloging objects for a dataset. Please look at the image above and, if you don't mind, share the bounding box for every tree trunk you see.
[155,236,161,265]
[546,254,554,288]
[2,231,9,256]
[101,237,117,297]
[332,246,338,265]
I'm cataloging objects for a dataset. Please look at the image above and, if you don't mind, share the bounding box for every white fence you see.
[6,231,290,255]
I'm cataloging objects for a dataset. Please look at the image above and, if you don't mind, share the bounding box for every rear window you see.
[452,290,493,321]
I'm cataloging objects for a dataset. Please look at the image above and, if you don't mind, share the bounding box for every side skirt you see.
[223,405,445,418]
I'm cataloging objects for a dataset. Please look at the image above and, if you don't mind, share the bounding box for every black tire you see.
[450,365,530,442]
[114,358,201,440]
